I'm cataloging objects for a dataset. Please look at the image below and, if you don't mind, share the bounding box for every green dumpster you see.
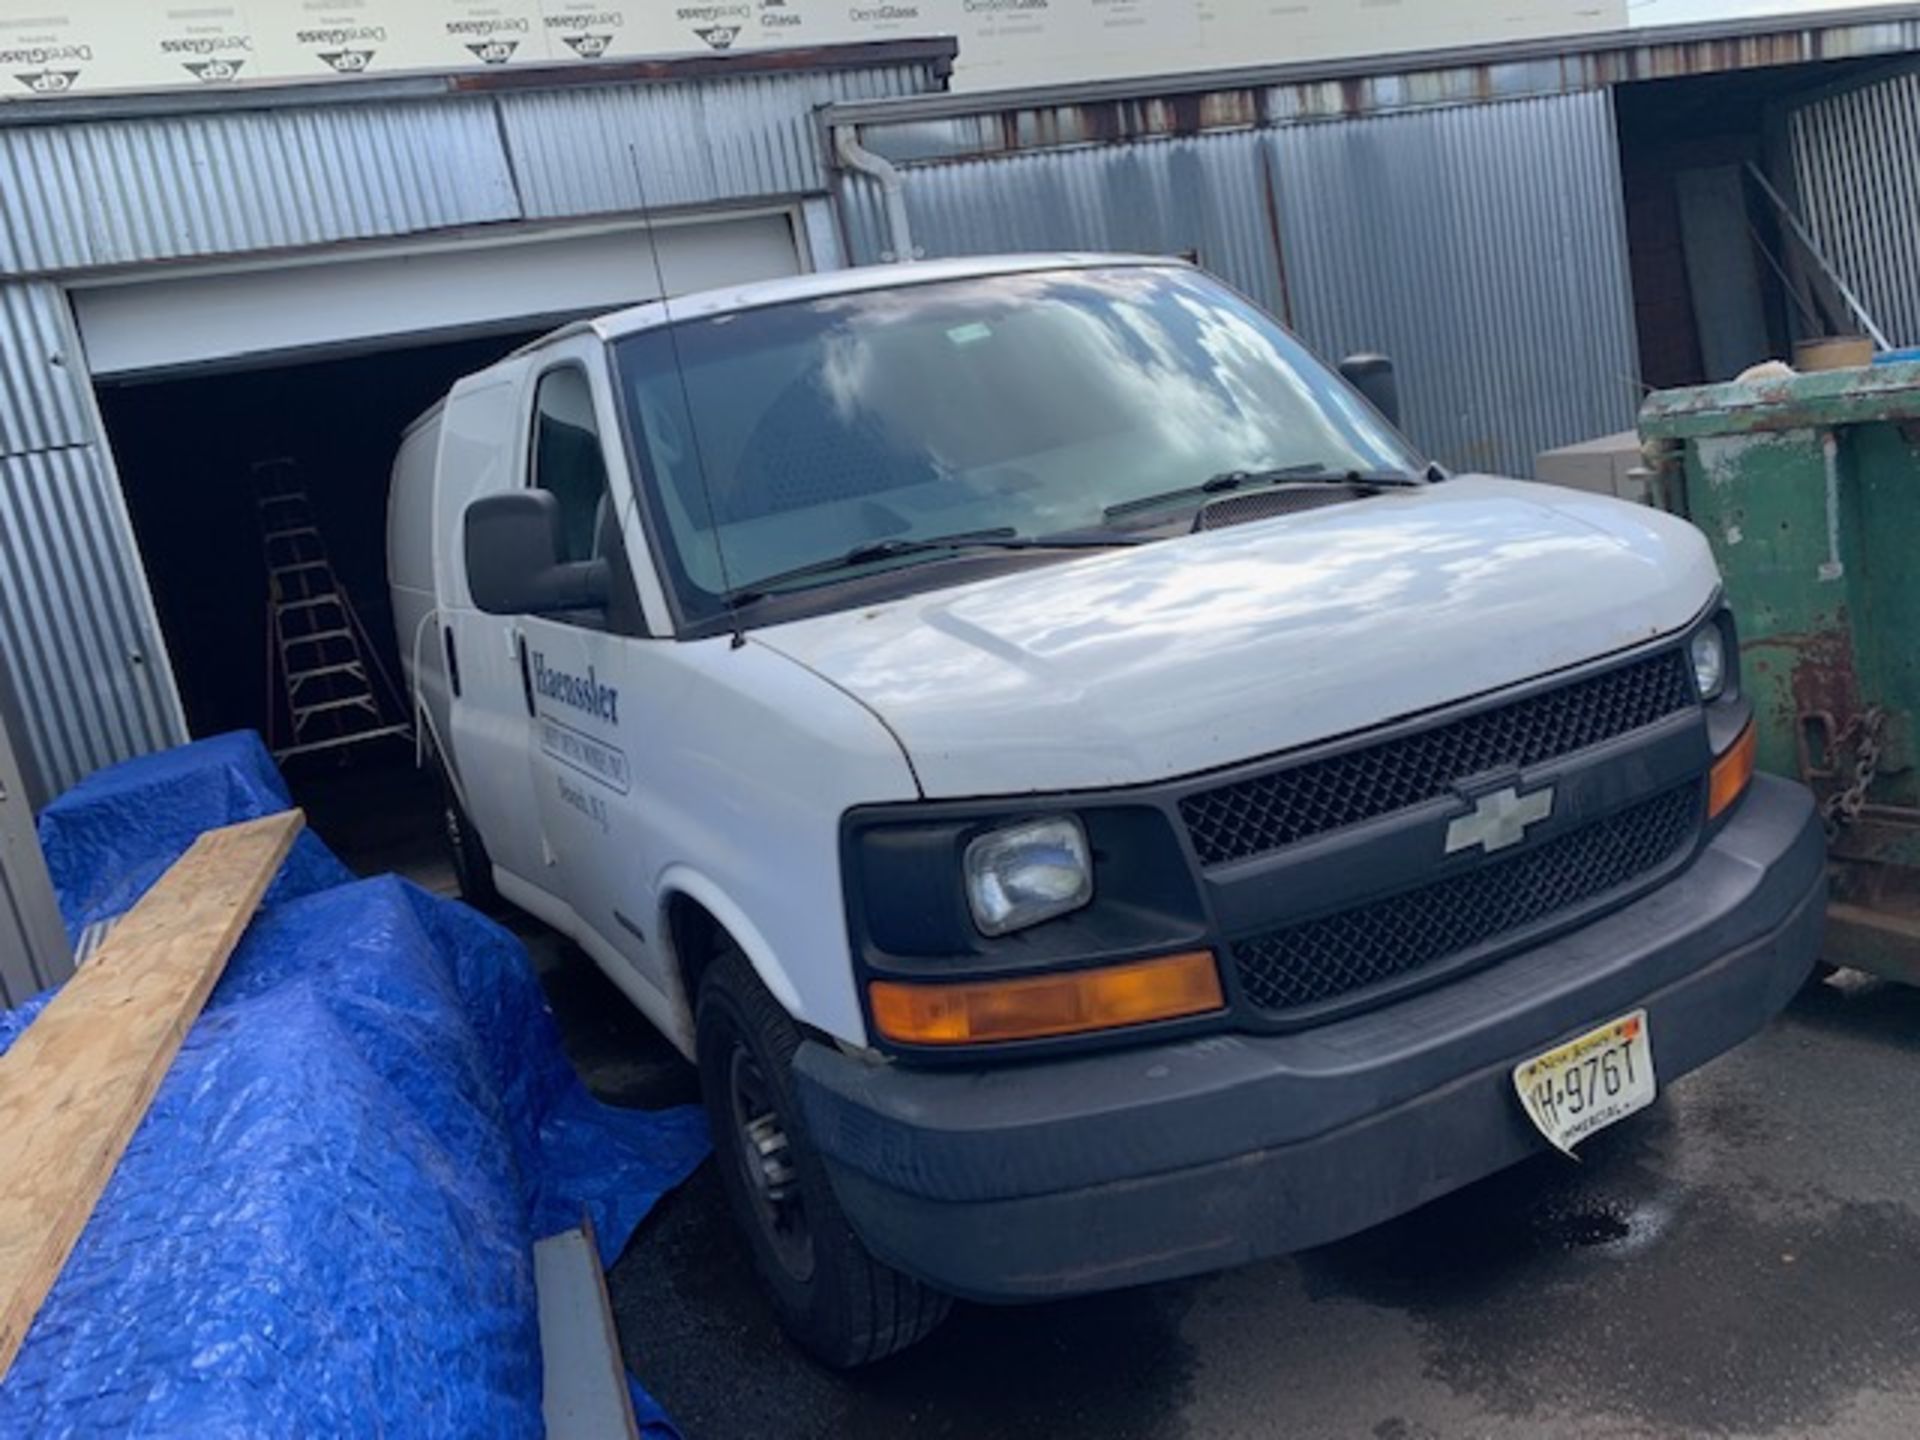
[1639,362,1920,984]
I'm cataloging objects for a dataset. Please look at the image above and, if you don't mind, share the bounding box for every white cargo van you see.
[389,255,1824,1365]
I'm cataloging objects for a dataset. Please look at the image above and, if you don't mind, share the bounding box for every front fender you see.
[656,865,823,1038]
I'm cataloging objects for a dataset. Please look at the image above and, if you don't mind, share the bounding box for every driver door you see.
[515,350,655,983]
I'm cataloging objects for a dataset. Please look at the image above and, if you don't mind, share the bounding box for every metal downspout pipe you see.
[834,125,917,263]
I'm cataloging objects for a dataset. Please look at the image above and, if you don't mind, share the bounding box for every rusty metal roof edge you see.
[0,37,958,132]
[820,5,1920,129]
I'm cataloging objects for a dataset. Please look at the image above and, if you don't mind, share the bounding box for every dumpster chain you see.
[1822,705,1887,837]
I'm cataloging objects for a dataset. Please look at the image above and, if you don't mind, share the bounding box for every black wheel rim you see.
[727,1041,814,1282]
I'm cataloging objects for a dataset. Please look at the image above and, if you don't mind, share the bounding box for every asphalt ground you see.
[521,927,1920,1440]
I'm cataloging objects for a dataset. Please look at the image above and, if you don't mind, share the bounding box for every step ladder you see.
[255,460,412,761]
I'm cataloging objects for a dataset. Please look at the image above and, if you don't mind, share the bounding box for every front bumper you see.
[794,775,1826,1302]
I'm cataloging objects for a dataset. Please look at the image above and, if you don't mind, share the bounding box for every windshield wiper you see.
[1104,462,1426,521]
[730,527,1141,606]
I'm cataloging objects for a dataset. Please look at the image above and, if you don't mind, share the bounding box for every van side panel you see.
[436,370,526,611]
[388,412,447,766]
[434,367,550,888]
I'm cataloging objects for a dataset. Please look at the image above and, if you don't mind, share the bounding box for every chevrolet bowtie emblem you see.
[1445,784,1554,856]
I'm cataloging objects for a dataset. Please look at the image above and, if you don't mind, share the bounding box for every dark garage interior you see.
[1612,55,1899,391]
[94,329,544,878]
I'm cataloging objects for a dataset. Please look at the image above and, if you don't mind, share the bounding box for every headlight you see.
[1690,624,1728,700]
[963,816,1093,937]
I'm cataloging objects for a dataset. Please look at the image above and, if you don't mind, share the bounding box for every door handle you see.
[517,633,535,717]
[443,626,462,699]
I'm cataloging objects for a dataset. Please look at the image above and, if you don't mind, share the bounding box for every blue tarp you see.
[0,733,709,1439]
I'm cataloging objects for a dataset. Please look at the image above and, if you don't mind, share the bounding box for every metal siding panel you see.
[1790,72,1920,347]
[848,91,1635,473]
[835,169,892,269]
[844,131,1287,317]
[1268,91,1640,475]
[0,445,181,794]
[502,62,941,219]
[0,665,72,1004]
[0,283,88,457]
[799,194,847,270]
[0,100,519,274]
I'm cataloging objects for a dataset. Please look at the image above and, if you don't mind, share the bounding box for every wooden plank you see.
[0,808,303,1379]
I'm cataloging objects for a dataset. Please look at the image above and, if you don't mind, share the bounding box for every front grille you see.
[1230,782,1701,1015]
[1180,649,1695,867]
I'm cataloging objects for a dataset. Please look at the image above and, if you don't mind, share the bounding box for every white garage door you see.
[72,212,802,378]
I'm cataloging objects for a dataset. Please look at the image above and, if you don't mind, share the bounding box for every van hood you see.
[749,476,1720,800]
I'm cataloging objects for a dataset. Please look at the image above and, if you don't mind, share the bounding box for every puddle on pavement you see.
[1534,1200,1631,1249]
[1296,1116,1920,1436]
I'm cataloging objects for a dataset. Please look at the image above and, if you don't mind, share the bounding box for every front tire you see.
[696,946,951,1367]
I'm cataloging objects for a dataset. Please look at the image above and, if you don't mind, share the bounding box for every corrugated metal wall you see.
[0,283,182,792]
[0,281,88,454]
[0,101,520,275]
[838,131,1287,321]
[1789,69,1920,347]
[1,662,73,1006]
[0,56,944,795]
[1269,90,1640,476]
[838,89,1640,477]
[501,62,934,219]
[0,61,944,278]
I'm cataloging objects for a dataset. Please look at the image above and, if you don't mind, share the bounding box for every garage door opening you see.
[79,214,805,880]
[95,331,544,885]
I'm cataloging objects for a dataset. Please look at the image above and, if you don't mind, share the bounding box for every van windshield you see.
[613,264,1421,627]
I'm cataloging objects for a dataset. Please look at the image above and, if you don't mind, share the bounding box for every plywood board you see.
[0,809,303,1378]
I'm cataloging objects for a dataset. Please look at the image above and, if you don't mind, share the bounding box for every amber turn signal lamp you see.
[870,950,1226,1046]
[1709,721,1757,819]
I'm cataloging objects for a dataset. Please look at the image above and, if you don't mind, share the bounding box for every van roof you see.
[513,252,1179,356]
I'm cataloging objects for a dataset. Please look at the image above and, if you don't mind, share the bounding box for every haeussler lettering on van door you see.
[531,652,619,724]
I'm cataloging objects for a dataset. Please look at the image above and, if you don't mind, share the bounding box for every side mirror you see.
[1339,353,1402,430]
[464,490,611,616]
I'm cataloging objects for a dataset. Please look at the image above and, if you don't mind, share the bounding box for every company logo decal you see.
[562,33,613,58]
[683,2,749,47]
[465,39,520,64]
[532,652,620,725]
[15,69,79,93]
[540,716,631,797]
[319,49,376,73]
[183,58,245,82]
[1445,784,1555,856]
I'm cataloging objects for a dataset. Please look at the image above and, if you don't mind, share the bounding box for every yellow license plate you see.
[1512,1010,1656,1155]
